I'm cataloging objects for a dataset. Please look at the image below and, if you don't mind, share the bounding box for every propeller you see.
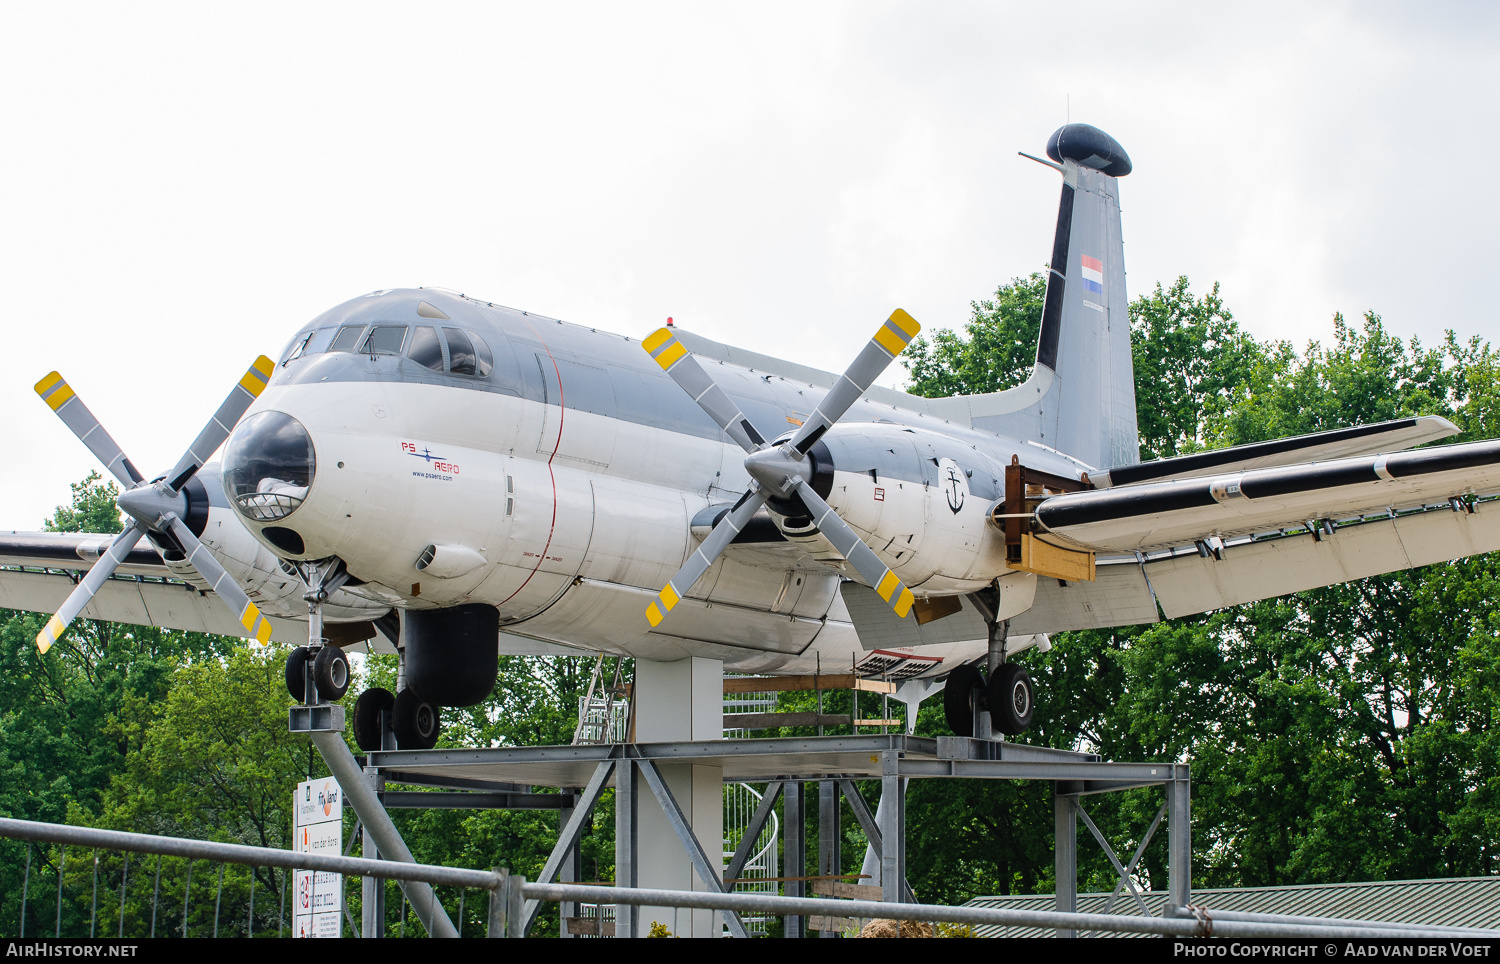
[642,311,922,627]
[32,357,277,653]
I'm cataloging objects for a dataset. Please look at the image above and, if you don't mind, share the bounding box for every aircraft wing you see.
[0,530,353,649]
[1027,438,1500,620]
[1093,415,1458,486]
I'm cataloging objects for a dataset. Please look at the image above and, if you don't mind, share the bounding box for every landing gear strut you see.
[941,584,1037,737]
[285,558,353,706]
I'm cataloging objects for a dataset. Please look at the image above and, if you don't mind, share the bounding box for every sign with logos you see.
[293,777,343,938]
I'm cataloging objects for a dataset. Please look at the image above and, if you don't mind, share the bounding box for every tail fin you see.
[927,124,1140,470]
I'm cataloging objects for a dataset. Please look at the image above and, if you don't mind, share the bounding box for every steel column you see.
[1166,765,1191,917]
[614,757,639,938]
[1054,789,1078,938]
[361,765,384,938]
[783,781,805,939]
[879,752,905,905]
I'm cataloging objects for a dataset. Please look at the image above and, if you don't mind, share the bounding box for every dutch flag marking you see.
[1080,255,1104,294]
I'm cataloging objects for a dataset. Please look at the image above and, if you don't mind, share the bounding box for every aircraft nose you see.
[222,411,316,523]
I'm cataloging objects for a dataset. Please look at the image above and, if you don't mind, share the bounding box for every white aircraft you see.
[7,123,1500,751]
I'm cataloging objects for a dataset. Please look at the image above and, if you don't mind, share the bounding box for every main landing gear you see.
[346,686,440,751]
[943,662,1035,736]
[943,587,1037,737]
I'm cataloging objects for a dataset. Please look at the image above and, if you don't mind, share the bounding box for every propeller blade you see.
[790,479,914,619]
[643,327,769,454]
[786,309,920,456]
[161,356,275,492]
[163,514,275,644]
[35,521,149,653]
[646,489,768,627]
[34,373,145,489]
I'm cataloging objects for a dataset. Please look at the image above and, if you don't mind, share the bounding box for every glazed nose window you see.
[222,411,316,522]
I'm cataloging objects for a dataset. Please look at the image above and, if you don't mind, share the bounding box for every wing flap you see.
[1143,497,1500,618]
[1009,559,1160,633]
[1036,439,1500,553]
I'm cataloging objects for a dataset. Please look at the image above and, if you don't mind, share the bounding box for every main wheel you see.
[285,647,310,702]
[353,688,395,752]
[943,663,985,736]
[312,646,351,701]
[987,662,1035,735]
[392,688,441,750]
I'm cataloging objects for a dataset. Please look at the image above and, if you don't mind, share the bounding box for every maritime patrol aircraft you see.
[7,123,1500,750]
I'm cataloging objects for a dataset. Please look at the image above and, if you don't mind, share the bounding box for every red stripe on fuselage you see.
[497,319,566,608]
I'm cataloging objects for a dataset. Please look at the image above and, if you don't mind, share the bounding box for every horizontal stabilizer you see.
[1035,438,1500,553]
[1094,416,1459,487]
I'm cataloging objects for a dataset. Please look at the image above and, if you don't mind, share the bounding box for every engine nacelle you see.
[773,423,1012,594]
[403,603,499,707]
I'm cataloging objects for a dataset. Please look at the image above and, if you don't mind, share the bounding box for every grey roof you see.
[966,877,1500,938]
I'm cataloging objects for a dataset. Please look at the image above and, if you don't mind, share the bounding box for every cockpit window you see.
[444,328,478,376]
[360,325,408,355]
[281,331,313,365]
[408,326,445,372]
[282,326,338,365]
[329,325,366,352]
[469,331,494,377]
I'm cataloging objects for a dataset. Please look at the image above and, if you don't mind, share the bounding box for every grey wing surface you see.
[1026,439,1500,622]
[0,530,313,645]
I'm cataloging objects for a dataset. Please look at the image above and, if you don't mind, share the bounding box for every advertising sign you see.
[293,777,343,938]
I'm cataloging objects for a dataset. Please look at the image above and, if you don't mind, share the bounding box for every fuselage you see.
[218,287,1084,674]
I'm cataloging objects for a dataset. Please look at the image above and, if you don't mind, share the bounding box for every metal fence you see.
[6,817,1500,939]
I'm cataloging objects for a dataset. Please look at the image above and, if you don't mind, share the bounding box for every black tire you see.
[987,662,1035,735]
[312,646,351,701]
[943,664,985,736]
[393,688,441,750]
[353,687,395,752]
[285,647,309,702]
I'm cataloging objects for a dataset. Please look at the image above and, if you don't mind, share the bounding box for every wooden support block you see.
[1009,533,1096,582]
[912,594,963,625]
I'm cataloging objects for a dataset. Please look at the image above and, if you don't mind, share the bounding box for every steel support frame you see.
[1054,762,1190,939]
[350,736,1192,938]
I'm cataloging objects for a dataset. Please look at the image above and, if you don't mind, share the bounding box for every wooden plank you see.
[1010,533,1096,582]
[809,915,859,933]
[722,712,851,730]
[723,675,895,694]
[565,917,615,936]
[812,880,884,900]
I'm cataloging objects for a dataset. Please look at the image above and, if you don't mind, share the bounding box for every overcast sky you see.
[3,2,1497,529]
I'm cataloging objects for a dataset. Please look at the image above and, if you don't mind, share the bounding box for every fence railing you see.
[4,818,1497,939]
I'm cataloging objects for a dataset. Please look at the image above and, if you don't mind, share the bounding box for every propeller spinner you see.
[641,311,921,627]
[32,357,277,653]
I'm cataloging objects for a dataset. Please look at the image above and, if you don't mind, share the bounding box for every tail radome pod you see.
[1046,124,1132,177]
